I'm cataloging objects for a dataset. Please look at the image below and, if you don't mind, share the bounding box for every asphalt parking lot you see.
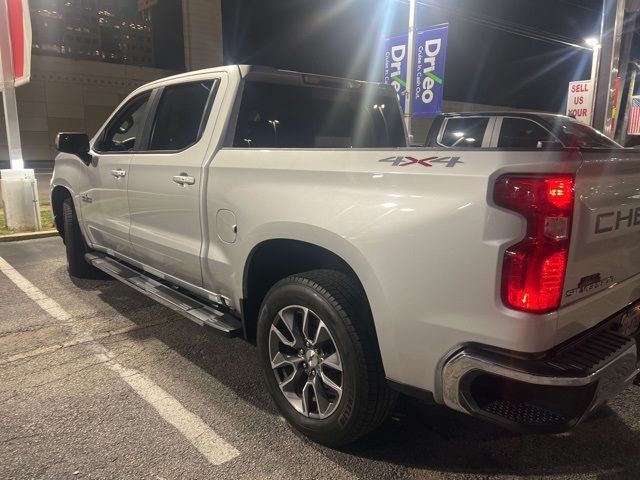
[1,237,639,480]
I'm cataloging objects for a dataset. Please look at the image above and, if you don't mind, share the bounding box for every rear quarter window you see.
[440,117,488,147]
[498,117,556,148]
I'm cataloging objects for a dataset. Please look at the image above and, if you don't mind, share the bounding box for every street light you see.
[373,104,389,143]
[584,37,600,48]
[268,119,280,146]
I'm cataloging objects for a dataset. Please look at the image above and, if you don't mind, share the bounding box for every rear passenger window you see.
[440,117,488,147]
[232,80,405,148]
[148,80,216,151]
[498,118,556,148]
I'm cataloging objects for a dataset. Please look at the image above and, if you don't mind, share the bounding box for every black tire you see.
[257,269,396,446]
[62,197,101,278]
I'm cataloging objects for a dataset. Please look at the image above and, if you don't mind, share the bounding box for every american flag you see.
[628,96,640,135]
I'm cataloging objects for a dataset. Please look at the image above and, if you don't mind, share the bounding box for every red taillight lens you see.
[545,178,573,209]
[494,175,574,313]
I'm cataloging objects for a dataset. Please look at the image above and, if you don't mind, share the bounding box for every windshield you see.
[552,118,621,148]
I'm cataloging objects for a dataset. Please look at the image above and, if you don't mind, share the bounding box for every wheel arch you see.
[241,236,385,347]
[51,185,73,238]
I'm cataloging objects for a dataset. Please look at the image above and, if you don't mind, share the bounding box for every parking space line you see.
[0,256,240,466]
[0,320,170,366]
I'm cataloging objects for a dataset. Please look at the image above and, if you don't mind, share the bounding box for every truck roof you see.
[440,111,574,122]
[137,65,388,93]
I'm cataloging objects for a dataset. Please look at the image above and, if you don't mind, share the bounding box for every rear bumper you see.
[441,317,639,433]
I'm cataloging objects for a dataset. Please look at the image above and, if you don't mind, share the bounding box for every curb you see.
[0,230,58,242]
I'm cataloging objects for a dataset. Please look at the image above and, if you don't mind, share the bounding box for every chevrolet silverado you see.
[51,65,640,446]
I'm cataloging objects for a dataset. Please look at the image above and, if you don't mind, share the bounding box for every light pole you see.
[268,120,279,146]
[585,37,600,128]
[403,0,417,142]
[373,104,389,143]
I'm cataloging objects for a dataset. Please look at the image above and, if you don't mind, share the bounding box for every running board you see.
[85,253,242,337]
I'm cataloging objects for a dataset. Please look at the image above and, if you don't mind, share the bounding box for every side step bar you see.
[85,253,242,337]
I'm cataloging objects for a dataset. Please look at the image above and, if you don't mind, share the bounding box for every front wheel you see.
[257,270,395,446]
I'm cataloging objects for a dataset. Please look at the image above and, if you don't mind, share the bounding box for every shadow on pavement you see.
[70,269,640,479]
[69,271,278,416]
[326,396,640,478]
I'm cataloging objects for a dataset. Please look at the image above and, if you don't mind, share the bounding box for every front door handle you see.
[172,175,196,186]
[111,169,126,178]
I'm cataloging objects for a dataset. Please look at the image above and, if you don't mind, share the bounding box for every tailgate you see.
[562,150,640,306]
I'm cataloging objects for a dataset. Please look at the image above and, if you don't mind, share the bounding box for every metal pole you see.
[590,45,601,127]
[593,0,625,136]
[2,88,24,170]
[0,0,24,170]
[30,173,41,230]
[620,64,638,146]
[403,0,416,142]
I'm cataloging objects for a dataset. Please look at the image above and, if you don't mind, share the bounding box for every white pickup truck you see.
[51,65,640,446]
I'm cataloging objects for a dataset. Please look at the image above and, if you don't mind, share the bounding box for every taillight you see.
[493,175,575,313]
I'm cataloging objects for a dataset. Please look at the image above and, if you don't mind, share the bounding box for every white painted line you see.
[0,320,169,366]
[0,256,240,466]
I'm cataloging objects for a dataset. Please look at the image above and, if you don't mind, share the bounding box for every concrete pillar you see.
[182,0,224,71]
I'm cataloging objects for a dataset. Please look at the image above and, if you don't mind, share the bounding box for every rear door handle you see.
[111,169,126,178]
[172,175,195,186]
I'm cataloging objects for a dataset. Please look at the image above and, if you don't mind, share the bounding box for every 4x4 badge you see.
[379,156,462,167]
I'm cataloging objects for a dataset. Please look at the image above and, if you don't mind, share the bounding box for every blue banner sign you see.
[414,24,448,116]
[383,33,408,112]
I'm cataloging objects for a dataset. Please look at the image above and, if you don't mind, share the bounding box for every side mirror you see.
[56,132,92,165]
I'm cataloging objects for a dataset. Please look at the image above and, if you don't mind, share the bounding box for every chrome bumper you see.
[441,326,639,432]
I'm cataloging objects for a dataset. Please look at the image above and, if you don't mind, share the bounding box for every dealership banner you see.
[383,33,409,112]
[384,24,448,116]
[413,24,448,117]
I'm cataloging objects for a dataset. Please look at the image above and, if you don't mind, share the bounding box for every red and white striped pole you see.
[0,0,40,231]
[0,0,32,170]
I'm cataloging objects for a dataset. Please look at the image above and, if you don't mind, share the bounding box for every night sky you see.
[221,0,632,113]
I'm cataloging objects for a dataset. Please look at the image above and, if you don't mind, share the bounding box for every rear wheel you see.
[62,197,101,278]
[257,269,395,446]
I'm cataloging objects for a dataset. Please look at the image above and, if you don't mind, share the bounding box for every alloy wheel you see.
[268,305,344,419]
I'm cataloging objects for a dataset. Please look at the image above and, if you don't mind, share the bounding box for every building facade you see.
[0,0,223,168]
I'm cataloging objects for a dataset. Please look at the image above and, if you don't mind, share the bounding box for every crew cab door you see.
[81,91,152,256]
[127,75,222,286]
